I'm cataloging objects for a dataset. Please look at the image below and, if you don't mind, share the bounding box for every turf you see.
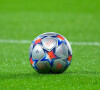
[0,0,100,90]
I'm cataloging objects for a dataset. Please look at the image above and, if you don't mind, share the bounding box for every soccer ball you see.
[29,32,72,73]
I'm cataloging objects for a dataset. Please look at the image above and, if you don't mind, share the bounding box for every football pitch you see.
[0,0,100,89]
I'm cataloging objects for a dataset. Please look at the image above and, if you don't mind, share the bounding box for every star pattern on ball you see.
[57,35,67,46]
[32,58,39,70]
[32,36,48,47]
[64,54,72,69]
[40,48,60,66]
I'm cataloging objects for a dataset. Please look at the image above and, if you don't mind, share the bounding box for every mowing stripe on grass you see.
[0,39,100,46]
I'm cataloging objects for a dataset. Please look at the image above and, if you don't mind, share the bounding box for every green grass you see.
[0,0,100,90]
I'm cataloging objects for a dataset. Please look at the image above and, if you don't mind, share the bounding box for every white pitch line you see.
[0,40,31,44]
[70,42,100,46]
[0,39,100,46]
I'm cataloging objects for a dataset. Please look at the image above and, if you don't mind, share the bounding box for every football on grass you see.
[29,32,72,73]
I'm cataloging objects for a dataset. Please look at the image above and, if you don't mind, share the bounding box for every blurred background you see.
[0,0,100,89]
[0,0,100,42]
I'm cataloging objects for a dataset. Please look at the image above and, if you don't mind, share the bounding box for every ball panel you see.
[36,61,51,73]
[55,43,68,59]
[51,59,67,73]
[32,44,45,60]
[42,37,57,51]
